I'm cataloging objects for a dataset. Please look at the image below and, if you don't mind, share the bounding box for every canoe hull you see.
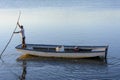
[16,49,106,59]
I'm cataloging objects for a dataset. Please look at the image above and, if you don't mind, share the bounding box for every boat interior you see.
[16,44,108,53]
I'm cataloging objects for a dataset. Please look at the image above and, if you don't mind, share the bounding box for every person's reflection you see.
[19,61,27,80]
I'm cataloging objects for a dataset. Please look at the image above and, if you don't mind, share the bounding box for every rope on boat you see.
[0,11,21,58]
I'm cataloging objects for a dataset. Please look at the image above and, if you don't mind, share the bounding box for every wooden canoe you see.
[15,44,108,59]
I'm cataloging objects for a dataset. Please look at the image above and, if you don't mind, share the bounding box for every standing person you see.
[14,22,26,48]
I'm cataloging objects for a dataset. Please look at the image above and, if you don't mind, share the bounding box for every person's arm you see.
[17,22,21,28]
[13,31,20,33]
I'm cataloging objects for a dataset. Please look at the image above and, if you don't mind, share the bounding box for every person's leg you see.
[22,37,26,48]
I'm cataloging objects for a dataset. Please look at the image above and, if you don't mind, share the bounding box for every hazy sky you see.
[0,0,120,28]
[0,0,119,9]
[0,8,119,28]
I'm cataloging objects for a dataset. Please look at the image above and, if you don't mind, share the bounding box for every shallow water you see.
[0,0,120,80]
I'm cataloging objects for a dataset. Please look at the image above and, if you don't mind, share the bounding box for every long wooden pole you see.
[0,11,21,58]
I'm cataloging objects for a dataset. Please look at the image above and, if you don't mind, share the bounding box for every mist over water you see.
[0,0,120,80]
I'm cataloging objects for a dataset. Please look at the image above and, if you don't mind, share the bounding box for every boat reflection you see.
[17,53,108,65]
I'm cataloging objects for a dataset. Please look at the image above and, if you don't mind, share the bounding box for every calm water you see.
[0,0,120,80]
